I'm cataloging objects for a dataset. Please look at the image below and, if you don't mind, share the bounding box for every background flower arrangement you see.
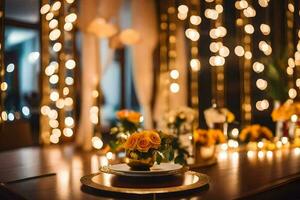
[109,110,142,152]
[239,124,273,142]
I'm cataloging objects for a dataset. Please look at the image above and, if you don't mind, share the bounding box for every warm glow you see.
[289,88,297,99]
[65,117,74,127]
[256,79,267,90]
[65,13,77,23]
[190,15,202,25]
[253,62,264,73]
[234,46,245,57]
[170,69,179,79]
[40,4,50,14]
[260,24,270,35]
[65,59,76,69]
[63,128,73,137]
[52,1,61,11]
[53,42,62,52]
[178,5,189,14]
[170,83,180,93]
[190,59,201,71]
[92,136,104,149]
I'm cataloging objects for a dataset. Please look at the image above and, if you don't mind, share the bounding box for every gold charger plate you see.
[80,170,209,195]
[100,163,185,177]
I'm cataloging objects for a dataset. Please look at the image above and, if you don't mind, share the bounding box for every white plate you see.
[100,163,184,177]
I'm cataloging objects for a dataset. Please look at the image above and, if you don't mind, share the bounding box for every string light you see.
[180,0,201,127]
[0,4,5,123]
[207,0,227,108]
[235,0,257,124]
[254,0,272,112]
[40,0,77,144]
[294,3,300,95]
[167,6,179,94]
[286,0,295,99]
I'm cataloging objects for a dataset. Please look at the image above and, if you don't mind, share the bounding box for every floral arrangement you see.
[204,107,235,128]
[239,124,273,142]
[271,101,300,122]
[163,106,196,135]
[123,130,188,169]
[116,109,142,132]
[193,129,226,146]
[109,109,142,151]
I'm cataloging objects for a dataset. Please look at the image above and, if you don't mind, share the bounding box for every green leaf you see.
[156,152,163,164]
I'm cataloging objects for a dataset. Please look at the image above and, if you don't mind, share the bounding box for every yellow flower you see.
[194,129,226,146]
[226,112,235,123]
[116,109,142,124]
[124,132,140,150]
[239,124,273,142]
[271,101,300,122]
[193,129,208,145]
[136,133,152,152]
[146,130,161,149]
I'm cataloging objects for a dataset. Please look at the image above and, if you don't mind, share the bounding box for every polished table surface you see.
[1,145,300,199]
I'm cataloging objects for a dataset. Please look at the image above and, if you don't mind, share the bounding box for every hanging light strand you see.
[294,2,300,99]
[255,0,271,112]
[183,1,201,125]
[206,0,228,107]
[63,0,77,139]
[235,0,256,126]
[286,0,296,99]
[168,3,180,95]
[158,2,170,113]
[0,1,5,124]
[40,0,77,144]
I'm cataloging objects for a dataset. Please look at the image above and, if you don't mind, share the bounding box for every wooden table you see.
[1,145,300,199]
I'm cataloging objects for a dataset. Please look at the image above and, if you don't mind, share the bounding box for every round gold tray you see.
[80,170,209,196]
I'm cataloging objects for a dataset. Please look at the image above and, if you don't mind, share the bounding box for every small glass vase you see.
[125,151,155,170]
[194,144,216,163]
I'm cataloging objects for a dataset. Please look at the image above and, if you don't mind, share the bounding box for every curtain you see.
[131,0,158,129]
[77,0,123,150]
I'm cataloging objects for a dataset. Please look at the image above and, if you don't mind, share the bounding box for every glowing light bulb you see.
[190,15,201,25]
[170,69,179,79]
[260,24,270,35]
[256,79,267,90]
[190,59,201,71]
[253,62,265,73]
[170,83,180,93]
[40,4,50,14]
[178,5,189,14]
[65,59,76,69]
[234,46,245,57]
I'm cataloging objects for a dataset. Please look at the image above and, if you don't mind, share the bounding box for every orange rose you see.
[194,129,209,145]
[116,109,142,124]
[146,131,161,149]
[124,132,140,150]
[210,129,226,144]
[136,134,152,152]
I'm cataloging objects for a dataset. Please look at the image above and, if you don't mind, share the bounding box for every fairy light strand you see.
[158,3,170,114]
[294,2,300,99]
[286,0,296,99]
[255,0,271,112]
[181,1,201,126]
[206,0,228,107]
[40,0,77,144]
[0,1,5,124]
[235,0,256,126]
[168,3,179,95]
